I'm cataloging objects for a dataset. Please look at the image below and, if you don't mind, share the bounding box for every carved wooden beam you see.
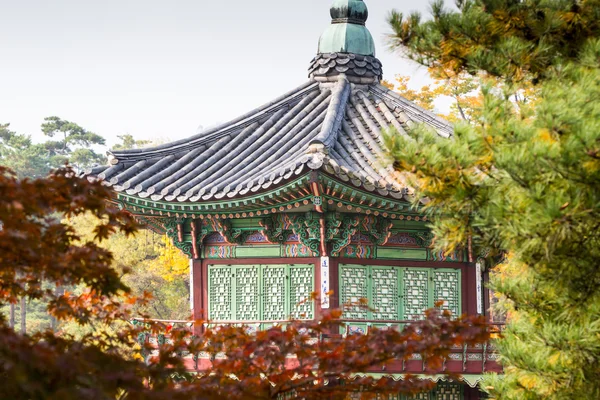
[190,219,209,260]
[164,218,193,258]
[259,214,292,244]
[363,215,393,245]
[207,218,254,245]
[330,215,361,257]
[288,213,321,256]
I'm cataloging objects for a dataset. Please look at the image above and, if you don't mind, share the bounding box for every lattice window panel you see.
[262,265,287,321]
[405,392,432,400]
[209,264,314,324]
[208,266,233,321]
[289,265,314,319]
[370,389,464,400]
[376,393,400,400]
[371,267,399,320]
[403,268,430,320]
[340,266,462,323]
[235,265,260,321]
[433,270,461,318]
[340,265,369,319]
[435,382,462,400]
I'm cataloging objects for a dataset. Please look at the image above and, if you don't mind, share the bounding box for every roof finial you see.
[330,0,369,25]
[318,0,374,56]
[308,0,382,83]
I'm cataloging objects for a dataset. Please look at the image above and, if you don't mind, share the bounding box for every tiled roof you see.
[88,75,452,203]
[308,53,383,82]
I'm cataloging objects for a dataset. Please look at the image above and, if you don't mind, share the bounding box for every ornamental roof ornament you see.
[310,0,382,83]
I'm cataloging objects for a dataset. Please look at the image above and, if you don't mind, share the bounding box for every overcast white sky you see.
[1,0,438,147]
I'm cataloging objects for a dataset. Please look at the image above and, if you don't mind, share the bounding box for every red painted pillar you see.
[484,269,492,321]
[329,257,340,310]
[465,264,478,316]
[191,258,204,335]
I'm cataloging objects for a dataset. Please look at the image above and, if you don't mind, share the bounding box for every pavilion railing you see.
[131,318,504,374]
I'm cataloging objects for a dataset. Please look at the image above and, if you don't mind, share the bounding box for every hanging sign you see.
[476,262,483,314]
[320,256,330,309]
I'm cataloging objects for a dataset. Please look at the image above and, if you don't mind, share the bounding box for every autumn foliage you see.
[0,167,488,399]
[177,306,487,400]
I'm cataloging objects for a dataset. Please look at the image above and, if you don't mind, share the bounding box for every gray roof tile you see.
[88,78,452,203]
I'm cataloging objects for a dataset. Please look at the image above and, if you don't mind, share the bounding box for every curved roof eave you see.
[88,77,452,209]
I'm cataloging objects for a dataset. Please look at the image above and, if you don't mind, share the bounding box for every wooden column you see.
[465,264,479,316]
[191,258,205,336]
[329,257,340,310]
[484,269,492,322]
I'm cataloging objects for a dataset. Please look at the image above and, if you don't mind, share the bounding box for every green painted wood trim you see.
[390,220,429,230]
[117,173,423,218]
[115,175,313,215]
[236,246,280,258]
[117,174,434,230]
[232,218,264,228]
[318,175,414,208]
[376,248,427,260]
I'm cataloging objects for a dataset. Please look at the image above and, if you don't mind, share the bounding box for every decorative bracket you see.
[288,213,321,256]
[259,214,293,244]
[190,219,209,259]
[410,231,434,248]
[165,218,193,258]
[330,215,361,257]
[207,218,254,245]
[362,215,393,245]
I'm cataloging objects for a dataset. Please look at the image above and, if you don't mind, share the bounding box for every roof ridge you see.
[369,84,453,137]
[308,75,350,154]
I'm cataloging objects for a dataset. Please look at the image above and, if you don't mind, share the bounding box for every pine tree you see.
[386,1,600,398]
[388,0,600,83]
[41,116,106,170]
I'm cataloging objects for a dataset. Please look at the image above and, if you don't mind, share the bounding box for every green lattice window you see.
[208,264,314,323]
[207,266,233,321]
[358,382,465,400]
[435,382,463,400]
[433,270,461,318]
[289,265,314,319]
[339,265,368,320]
[404,268,430,320]
[375,382,464,400]
[339,265,461,322]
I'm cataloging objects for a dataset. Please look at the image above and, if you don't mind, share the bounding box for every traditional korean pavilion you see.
[89,1,500,398]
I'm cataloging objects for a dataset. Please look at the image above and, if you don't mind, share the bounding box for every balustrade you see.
[132,318,504,375]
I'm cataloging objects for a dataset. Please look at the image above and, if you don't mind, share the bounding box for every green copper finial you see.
[318,0,375,56]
